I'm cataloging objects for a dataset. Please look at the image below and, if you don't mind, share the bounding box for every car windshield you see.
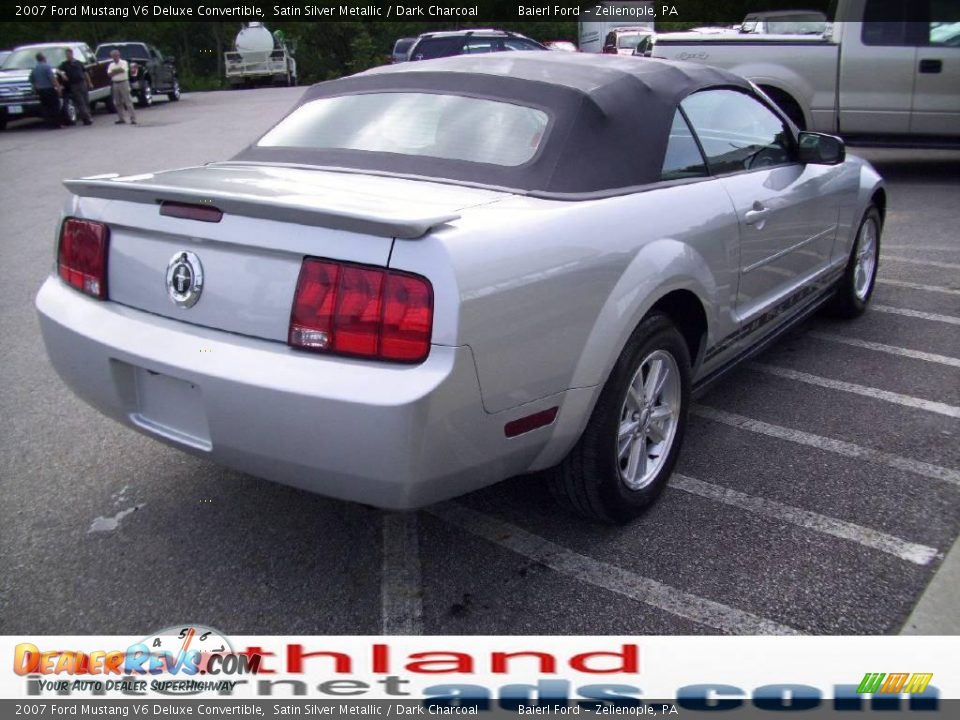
[257,92,550,167]
[617,33,646,49]
[2,47,67,69]
[766,19,827,34]
[393,39,415,55]
[96,45,145,61]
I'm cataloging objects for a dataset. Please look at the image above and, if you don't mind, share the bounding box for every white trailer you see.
[225,23,297,88]
[579,1,655,53]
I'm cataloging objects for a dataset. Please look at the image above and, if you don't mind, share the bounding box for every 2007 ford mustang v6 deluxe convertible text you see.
[36,53,884,522]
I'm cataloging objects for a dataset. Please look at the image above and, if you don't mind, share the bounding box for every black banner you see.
[4,1,843,24]
[1,698,952,717]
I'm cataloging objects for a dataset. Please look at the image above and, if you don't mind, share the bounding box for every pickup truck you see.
[0,42,112,130]
[95,42,180,107]
[652,0,959,145]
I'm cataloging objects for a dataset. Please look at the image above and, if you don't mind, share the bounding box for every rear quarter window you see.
[861,0,928,46]
[661,110,708,181]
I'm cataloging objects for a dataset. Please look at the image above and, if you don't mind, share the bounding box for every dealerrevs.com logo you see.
[14,625,261,694]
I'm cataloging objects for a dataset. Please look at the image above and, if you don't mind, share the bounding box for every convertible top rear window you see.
[257,93,549,167]
[235,53,755,198]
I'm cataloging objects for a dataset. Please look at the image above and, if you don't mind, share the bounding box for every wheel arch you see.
[757,84,807,130]
[724,63,815,130]
[529,244,716,472]
[871,186,887,225]
[528,281,710,474]
[568,238,718,393]
[647,289,709,370]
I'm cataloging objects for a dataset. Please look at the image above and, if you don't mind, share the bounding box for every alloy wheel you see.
[853,216,878,300]
[617,349,681,491]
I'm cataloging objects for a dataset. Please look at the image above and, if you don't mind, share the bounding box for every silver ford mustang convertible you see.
[36,53,884,522]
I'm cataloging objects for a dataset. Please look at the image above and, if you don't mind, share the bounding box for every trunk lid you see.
[68,164,505,343]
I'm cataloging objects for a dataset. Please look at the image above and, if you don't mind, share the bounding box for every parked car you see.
[391,37,416,63]
[602,26,655,55]
[739,9,828,35]
[37,53,884,523]
[407,29,546,60]
[545,41,578,52]
[0,42,111,130]
[95,42,180,107]
[652,0,958,142]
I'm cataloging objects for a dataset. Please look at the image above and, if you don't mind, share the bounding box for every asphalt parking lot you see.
[1,88,957,636]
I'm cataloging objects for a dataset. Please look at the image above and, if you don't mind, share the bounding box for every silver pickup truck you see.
[653,0,959,145]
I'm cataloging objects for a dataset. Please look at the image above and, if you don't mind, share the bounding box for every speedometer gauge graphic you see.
[139,624,233,674]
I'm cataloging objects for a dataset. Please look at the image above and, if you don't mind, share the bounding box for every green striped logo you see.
[857,673,934,694]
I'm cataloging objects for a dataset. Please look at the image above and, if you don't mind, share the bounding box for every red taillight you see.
[58,218,109,299]
[333,265,384,357]
[289,258,433,363]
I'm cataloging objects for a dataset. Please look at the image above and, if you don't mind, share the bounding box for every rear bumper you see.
[36,277,554,508]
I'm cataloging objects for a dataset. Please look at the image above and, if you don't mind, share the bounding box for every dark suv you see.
[95,42,179,107]
[407,30,546,61]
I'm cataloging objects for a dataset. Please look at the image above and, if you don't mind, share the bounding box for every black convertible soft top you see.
[232,53,753,198]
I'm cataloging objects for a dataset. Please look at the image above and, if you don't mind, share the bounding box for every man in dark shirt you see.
[58,48,93,126]
[29,52,61,128]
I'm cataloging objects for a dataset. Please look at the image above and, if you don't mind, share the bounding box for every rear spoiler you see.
[62,178,459,240]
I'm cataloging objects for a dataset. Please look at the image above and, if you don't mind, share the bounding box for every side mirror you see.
[797,131,845,165]
[165,56,176,64]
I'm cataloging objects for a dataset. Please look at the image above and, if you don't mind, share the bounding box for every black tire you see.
[830,205,882,318]
[0,114,7,131]
[138,78,153,107]
[548,313,692,524]
[168,78,180,102]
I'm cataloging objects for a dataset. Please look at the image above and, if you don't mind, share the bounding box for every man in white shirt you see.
[107,49,137,125]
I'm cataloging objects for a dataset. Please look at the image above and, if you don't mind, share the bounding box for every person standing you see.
[58,48,93,126]
[29,52,61,128]
[107,49,137,125]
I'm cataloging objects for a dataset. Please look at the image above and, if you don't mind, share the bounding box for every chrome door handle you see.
[744,207,770,226]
